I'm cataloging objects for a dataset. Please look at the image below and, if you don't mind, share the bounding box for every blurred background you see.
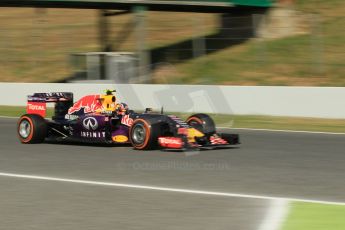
[0,0,343,86]
[1,3,345,230]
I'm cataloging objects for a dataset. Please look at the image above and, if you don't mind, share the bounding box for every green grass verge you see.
[0,9,217,82]
[282,202,345,230]
[1,1,344,86]
[0,106,54,118]
[2,106,344,133]
[153,0,345,86]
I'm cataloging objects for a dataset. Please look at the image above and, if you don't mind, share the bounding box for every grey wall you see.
[1,83,344,119]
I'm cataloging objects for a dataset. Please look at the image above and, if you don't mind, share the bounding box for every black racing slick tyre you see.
[129,119,161,150]
[17,114,47,144]
[186,113,216,136]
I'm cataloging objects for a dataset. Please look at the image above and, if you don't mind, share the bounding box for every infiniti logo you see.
[83,117,98,131]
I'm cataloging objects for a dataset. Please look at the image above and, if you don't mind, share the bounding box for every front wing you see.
[158,133,240,151]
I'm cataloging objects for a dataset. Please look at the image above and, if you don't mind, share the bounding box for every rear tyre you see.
[17,114,47,144]
[186,113,216,136]
[129,119,161,150]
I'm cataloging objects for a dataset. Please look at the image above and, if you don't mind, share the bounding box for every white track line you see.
[219,127,345,135]
[258,199,290,230]
[0,172,345,206]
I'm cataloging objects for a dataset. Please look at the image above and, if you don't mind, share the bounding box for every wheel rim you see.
[132,123,146,145]
[19,119,31,139]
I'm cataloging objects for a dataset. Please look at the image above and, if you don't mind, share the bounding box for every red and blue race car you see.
[17,90,240,150]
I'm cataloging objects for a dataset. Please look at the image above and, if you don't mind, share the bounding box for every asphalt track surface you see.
[0,117,345,230]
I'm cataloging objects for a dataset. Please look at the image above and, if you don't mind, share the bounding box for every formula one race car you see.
[17,90,240,150]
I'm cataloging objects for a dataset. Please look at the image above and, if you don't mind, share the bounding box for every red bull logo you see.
[121,115,134,127]
[68,95,103,114]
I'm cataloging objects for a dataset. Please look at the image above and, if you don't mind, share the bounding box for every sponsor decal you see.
[27,102,46,117]
[121,115,134,127]
[210,135,228,145]
[27,103,45,111]
[82,117,98,131]
[158,137,183,149]
[64,114,79,120]
[81,131,106,138]
[112,135,128,143]
[68,95,103,114]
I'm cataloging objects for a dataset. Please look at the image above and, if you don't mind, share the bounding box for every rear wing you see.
[28,92,73,103]
[27,92,73,117]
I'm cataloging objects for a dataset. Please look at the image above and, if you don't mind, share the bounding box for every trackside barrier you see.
[0,83,344,119]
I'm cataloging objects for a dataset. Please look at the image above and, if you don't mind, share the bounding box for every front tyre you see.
[129,119,160,150]
[186,113,216,136]
[17,114,47,144]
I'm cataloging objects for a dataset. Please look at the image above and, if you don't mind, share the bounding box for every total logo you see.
[27,102,46,117]
[83,117,98,130]
[28,103,45,111]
